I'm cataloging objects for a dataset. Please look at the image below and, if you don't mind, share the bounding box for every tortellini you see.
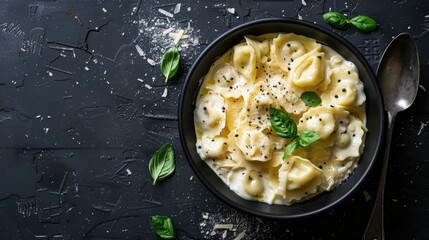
[205,63,242,98]
[278,156,324,202]
[194,33,367,206]
[194,91,226,138]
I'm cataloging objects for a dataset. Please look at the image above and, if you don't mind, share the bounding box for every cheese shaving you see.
[363,190,371,201]
[147,58,156,66]
[227,8,236,14]
[137,78,144,82]
[162,27,174,35]
[301,0,307,6]
[158,8,174,18]
[135,44,144,56]
[419,84,426,92]
[234,231,246,240]
[144,84,152,89]
[169,30,186,44]
[162,88,168,97]
[173,3,181,14]
[214,224,234,230]
[417,121,425,136]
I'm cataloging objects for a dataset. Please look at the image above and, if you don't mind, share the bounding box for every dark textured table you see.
[0,1,428,239]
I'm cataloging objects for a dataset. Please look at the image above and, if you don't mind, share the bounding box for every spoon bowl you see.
[377,34,420,113]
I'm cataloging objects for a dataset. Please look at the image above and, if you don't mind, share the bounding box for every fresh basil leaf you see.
[283,140,299,159]
[269,107,297,138]
[151,215,176,239]
[298,130,320,147]
[300,91,321,107]
[160,47,180,82]
[349,15,378,33]
[149,144,175,184]
[322,12,348,28]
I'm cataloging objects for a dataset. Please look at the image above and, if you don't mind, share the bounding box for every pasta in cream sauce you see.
[194,33,367,205]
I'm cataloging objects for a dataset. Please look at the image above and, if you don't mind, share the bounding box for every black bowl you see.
[178,18,385,219]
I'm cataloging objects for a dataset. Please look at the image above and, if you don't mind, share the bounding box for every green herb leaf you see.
[322,12,348,28]
[300,91,321,107]
[298,130,320,147]
[283,140,299,159]
[349,15,378,33]
[269,107,297,138]
[160,47,180,82]
[149,144,175,184]
[151,215,176,239]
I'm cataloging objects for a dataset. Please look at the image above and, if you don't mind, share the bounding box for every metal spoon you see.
[364,33,420,240]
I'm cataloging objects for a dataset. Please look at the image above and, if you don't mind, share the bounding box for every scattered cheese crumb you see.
[363,190,371,201]
[173,3,181,14]
[162,27,174,35]
[227,8,236,14]
[301,0,307,6]
[222,230,227,239]
[202,212,209,219]
[137,78,144,83]
[190,175,193,181]
[214,224,234,230]
[187,7,191,11]
[147,58,156,66]
[168,31,188,41]
[161,88,168,97]
[158,8,174,18]
[126,168,132,175]
[47,71,53,77]
[417,121,425,136]
[234,231,246,240]
[102,7,107,13]
[419,84,426,92]
[169,29,185,45]
[43,128,49,134]
[298,14,303,20]
[84,66,89,71]
[135,44,144,56]
[144,84,152,89]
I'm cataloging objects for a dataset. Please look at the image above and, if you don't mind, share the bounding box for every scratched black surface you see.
[0,0,428,239]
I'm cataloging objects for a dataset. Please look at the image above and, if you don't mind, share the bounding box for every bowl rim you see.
[178,17,386,219]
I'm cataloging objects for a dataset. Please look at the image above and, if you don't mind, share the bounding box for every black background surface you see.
[0,0,428,239]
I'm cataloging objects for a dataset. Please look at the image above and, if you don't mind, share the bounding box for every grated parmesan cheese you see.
[227,8,236,14]
[214,224,234,230]
[234,231,245,240]
[135,44,144,56]
[137,78,144,82]
[158,8,174,18]
[173,3,181,14]
[363,190,371,201]
[144,84,152,89]
[147,58,156,66]
[301,0,307,6]
[202,212,209,219]
[161,88,168,97]
[222,230,227,239]
[417,121,426,136]
[169,29,185,45]
[162,27,174,35]
[419,84,426,92]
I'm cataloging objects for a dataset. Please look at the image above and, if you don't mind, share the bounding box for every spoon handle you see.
[364,111,396,240]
